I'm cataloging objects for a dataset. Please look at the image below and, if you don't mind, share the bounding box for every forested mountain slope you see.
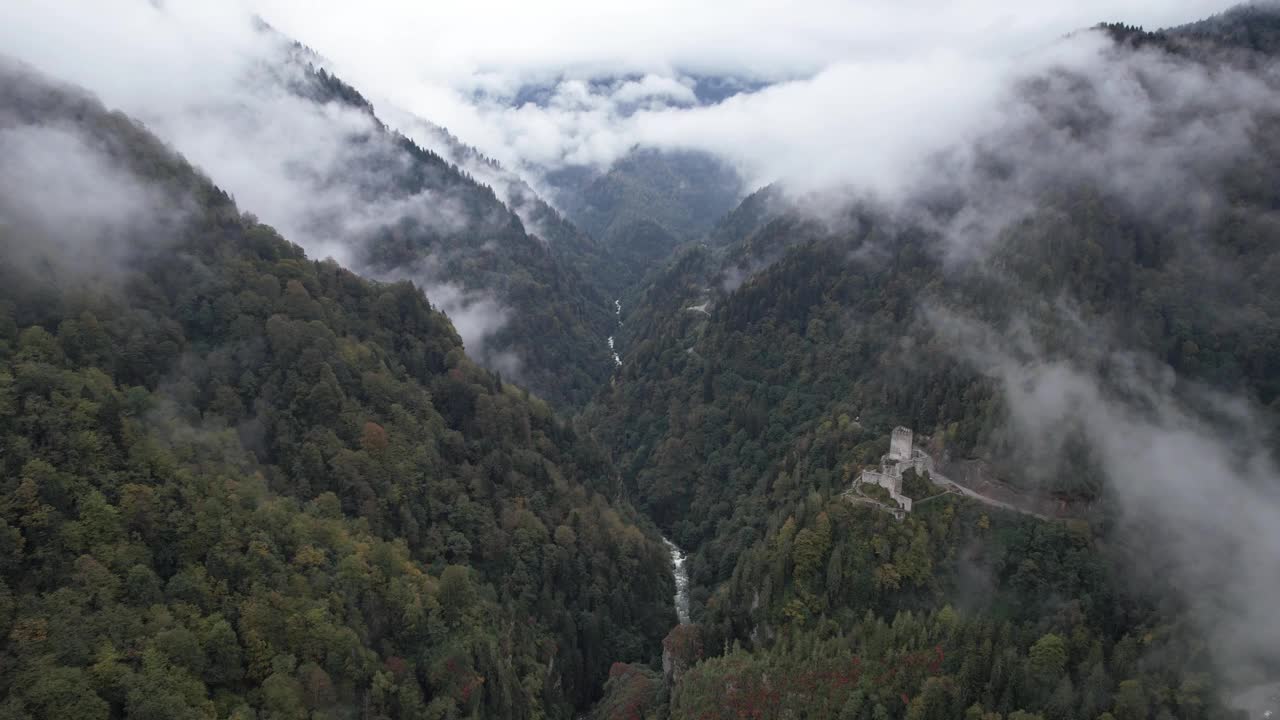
[0,59,674,719]
[584,13,1280,719]
[5,3,1280,720]
[1106,3,1280,53]
[293,34,747,344]
[592,12,1280,566]
[544,149,745,294]
[299,46,621,409]
[88,25,622,410]
[380,109,639,321]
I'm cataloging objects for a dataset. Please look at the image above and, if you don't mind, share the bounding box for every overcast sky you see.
[1,0,1238,195]
[251,0,1227,81]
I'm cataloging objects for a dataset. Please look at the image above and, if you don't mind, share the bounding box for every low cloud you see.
[369,258,520,379]
[1,3,484,261]
[417,283,515,371]
[1,2,1243,242]
[244,0,1226,192]
[932,306,1280,685]
[612,74,698,108]
[896,33,1280,685]
[0,122,187,279]
[902,36,1280,264]
[1,2,532,364]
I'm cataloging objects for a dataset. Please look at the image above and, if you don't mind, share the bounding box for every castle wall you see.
[858,470,912,513]
[906,456,932,476]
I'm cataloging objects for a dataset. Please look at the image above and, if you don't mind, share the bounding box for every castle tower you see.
[888,426,913,462]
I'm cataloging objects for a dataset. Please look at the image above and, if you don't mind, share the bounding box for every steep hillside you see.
[0,59,673,718]
[34,22,623,411]
[593,17,1280,550]
[6,4,1280,720]
[545,149,745,293]
[289,44,619,409]
[585,16,1280,718]
[385,110,635,318]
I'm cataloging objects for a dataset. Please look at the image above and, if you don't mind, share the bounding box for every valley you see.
[1,2,1279,720]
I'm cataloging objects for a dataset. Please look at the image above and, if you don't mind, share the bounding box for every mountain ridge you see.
[3,4,1280,719]
[0,56,674,718]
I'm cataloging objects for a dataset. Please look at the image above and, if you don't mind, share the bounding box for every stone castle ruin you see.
[846,426,1051,520]
[853,426,935,514]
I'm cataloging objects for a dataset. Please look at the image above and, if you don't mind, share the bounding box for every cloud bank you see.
[0,121,187,280]
[934,306,1280,688]
[245,0,1228,190]
[891,28,1280,691]
[1,1,524,363]
[0,1,1241,209]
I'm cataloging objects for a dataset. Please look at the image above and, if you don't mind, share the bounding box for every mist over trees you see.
[585,10,1280,718]
[0,60,672,718]
[2,2,1280,720]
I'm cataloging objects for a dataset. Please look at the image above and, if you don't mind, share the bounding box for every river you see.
[663,537,691,624]
[608,298,622,366]
[608,298,689,624]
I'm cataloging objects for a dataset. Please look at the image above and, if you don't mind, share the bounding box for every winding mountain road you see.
[928,472,1051,520]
